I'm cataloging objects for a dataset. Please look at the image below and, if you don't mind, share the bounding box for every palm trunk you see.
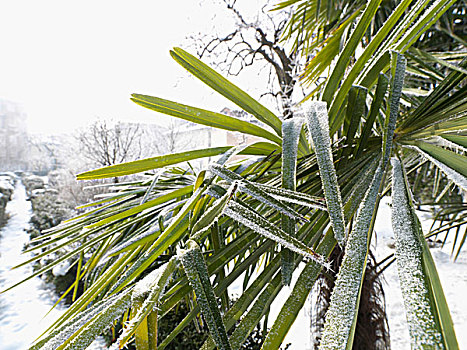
[311,247,390,349]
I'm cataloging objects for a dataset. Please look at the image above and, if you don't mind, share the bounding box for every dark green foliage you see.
[0,173,15,227]
[22,174,78,304]
[158,301,207,350]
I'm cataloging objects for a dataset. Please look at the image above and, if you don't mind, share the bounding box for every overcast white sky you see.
[0,0,270,134]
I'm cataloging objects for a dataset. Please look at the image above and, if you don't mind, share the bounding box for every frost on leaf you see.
[343,156,379,222]
[132,257,175,302]
[281,118,304,285]
[436,136,467,154]
[225,201,331,270]
[118,257,177,348]
[41,290,131,350]
[302,101,346,248]
[382,52,406,167]
[245,183,326,210]
[190,181,238,241]
[200,257,280,350]
[106,228,161,257]
[209,164,306,221]
[391,158,444,349]
[319,164,383,350]
[216,144,248,166]
[406,145,467,191]
[282,118,304,191]
[179,241,232,350]
[30,294,116,350]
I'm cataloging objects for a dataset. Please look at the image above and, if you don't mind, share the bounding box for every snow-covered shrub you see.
[0,173,16,226]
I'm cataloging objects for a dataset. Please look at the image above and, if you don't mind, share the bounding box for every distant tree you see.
[77,119,143,168]
[28,135,63,174]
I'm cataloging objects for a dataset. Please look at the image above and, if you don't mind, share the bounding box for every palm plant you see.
[5,0,466,349]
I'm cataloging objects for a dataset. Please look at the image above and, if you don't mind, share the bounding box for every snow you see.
[52,260,71,277]
[0,182,65,350]
[0,176,15,194]
[0,182,107,350]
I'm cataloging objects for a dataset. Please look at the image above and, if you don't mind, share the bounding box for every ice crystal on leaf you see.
[209,164,307,222]
[30,295,115,350]
[281,118,304,191]
[106,228,161,257]
[303,101,347,248]
[319,165,383,350]
[244,183,326,210]
[391,158,444,349]
[131,258,174,301]
[382,53,406,167]
[435,136,467,154]
[118,257,177,348]
[281,118,304,285]
[190,182,238,241]
[179,240,232,350]
[216,144,248,166]
[40,290,131,350]
[225,201,331,270]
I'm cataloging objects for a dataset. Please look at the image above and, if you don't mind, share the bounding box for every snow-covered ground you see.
[0,182,65,349]
[0,184,464,349]
[0,182,106,350]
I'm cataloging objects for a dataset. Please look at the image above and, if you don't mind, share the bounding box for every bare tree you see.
[190,0,304,119]
[28,135,63,174]
[77,119,143,168]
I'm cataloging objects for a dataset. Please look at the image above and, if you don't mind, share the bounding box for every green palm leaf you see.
[304,101,346,247]
[281,117,304,285]
[131,94,281,145]
[179,240,232,350]
[170,48,282,135]
[391,157,458,349]
[77,143,279,180]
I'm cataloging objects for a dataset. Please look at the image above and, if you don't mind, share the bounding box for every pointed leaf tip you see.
[301,101,346,248]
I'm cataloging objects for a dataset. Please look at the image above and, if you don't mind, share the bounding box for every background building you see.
[0,99,28,171]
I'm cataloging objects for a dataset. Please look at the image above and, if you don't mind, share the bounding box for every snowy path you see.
[0,181,65,349]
